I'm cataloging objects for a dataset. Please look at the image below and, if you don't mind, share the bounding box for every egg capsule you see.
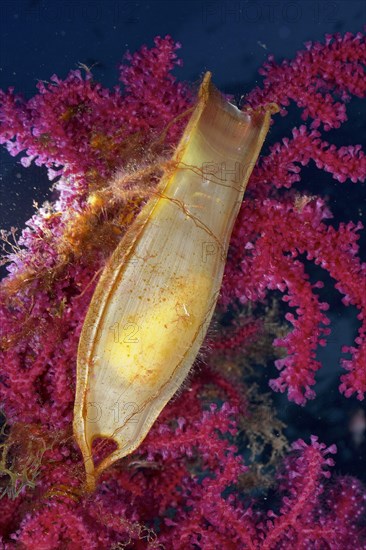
[73,72,274,490]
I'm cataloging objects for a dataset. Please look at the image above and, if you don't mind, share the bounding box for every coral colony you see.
[0,32,365,548]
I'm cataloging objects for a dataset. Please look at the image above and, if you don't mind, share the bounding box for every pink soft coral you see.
[258,437,366,549]
[0,32,366,549]
[219,31,366,405]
